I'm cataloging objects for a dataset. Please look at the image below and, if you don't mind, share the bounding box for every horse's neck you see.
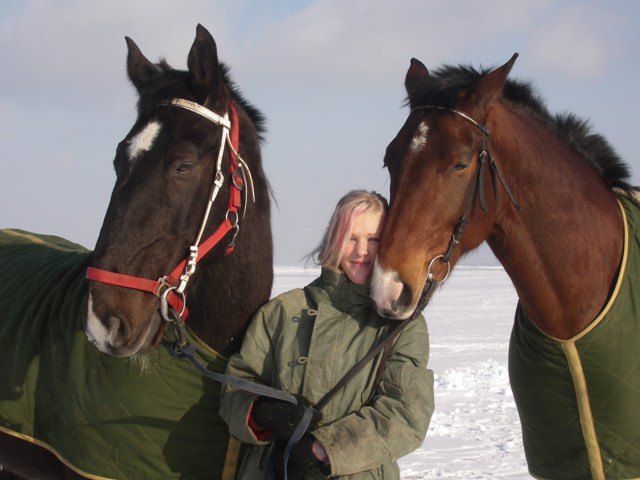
[186,262,250,357]
[487,107,624,339]
[185,201,273,358]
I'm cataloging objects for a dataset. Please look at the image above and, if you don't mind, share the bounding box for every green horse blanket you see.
[509,195,640,480]
[0,230,240,480]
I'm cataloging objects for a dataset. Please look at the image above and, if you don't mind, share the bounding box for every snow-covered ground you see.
[273,266,532,480]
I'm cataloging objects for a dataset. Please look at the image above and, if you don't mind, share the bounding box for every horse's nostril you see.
[399,282,414,309]
[379,282,414,320]
[106,315,129,347]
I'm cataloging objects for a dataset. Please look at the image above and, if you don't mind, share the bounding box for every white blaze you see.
[410,122,429,153]
[85,293,110,352]
[128,121,161,162]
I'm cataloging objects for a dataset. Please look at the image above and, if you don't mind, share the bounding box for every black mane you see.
[408,64,632,189]
[135,59,267,141]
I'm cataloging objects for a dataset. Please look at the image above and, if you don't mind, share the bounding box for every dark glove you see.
[251,397,319,439]
[274,434,328,480]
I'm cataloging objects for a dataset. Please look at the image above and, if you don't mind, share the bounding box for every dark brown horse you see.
[0,25,272,479]
[85,25,273,359]
[371,55,640,479]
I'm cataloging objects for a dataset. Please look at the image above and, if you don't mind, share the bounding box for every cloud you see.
[0,0,232,106]
[525,4,625,79]
[234,0,554,91]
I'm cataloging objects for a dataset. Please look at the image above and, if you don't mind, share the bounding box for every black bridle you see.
[411,105,520,303]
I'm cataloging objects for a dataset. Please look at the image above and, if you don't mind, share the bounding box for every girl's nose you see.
[356,240,369,256]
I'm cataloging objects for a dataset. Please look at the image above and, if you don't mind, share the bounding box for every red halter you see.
[86,100,244,320]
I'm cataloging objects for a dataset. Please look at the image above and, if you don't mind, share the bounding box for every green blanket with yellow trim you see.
[509,195,640,480]
[0,229,239,480]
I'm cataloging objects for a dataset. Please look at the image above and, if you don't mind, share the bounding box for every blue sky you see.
[1,0,639,266]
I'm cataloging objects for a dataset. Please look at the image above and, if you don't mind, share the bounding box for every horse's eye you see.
[451,162,469,172]
[174,162,195,174]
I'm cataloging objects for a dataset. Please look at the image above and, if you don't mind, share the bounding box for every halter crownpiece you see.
[164,98,231,129]
[411,105,489,135]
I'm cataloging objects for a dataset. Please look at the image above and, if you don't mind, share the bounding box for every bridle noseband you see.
[410,105,520,303]
[86,98,253,332]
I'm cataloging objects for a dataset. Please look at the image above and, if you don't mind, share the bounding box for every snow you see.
[273,266,532,479]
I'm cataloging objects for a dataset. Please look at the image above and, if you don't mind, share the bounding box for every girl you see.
[220,190,434,479]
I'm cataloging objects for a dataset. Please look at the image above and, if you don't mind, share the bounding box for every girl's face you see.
[339,210,383,284]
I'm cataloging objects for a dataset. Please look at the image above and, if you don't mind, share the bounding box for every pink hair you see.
[309,190,388,268]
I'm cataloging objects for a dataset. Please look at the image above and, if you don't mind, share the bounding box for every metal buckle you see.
[231,169,245,190]
[225,210,240,247]
[225,209,239,227]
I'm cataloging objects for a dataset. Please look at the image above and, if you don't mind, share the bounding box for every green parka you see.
[219,268,434,479]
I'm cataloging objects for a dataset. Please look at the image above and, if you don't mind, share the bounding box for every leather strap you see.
[314,314,415,412]
[86,267,188,317]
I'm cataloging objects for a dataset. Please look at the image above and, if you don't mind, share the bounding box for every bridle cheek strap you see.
[410,105,521,301]
[86,100,243,321]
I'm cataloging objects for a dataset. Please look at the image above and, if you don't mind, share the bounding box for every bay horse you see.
[371,55,640,479]
[0,25,272,479]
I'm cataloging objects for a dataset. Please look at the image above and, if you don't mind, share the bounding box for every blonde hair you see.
[308,190,388,268]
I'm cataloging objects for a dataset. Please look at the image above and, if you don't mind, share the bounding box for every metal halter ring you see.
[159,285,187,322]
[426,255,451,284]
[225,209,239,227]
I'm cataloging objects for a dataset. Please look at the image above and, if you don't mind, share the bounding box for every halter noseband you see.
[86,98,251,327]
[410,105,520,303]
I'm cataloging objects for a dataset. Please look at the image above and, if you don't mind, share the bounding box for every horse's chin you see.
[117,314,165,357]
[373,302,417,320]
[128,348,160,374]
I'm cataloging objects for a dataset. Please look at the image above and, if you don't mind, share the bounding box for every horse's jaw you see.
[85,294,163,357]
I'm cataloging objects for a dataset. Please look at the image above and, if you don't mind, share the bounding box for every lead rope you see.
[163,325,314,480]
[163,315,308,474]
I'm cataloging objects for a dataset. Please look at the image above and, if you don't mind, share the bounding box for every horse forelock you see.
[134,60,266,142]
[406,63,632,190]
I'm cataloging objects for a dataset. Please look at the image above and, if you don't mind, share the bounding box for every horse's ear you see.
[468,53,518,114]
[405,58,429,95]
[126,37,158,93]
[187,24,224,106]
